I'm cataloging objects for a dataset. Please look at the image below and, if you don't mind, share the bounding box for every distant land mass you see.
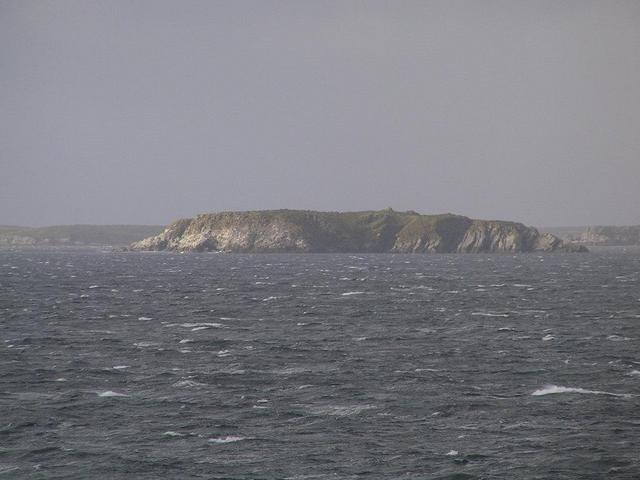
[541,225,640,246]
[128,209,587,253]
[0,225,164,247]
[573,225,640,246]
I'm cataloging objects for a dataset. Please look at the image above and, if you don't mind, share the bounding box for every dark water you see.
[1,247,640,479]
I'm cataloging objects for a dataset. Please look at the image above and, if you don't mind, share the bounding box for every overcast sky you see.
[2,0,639,227]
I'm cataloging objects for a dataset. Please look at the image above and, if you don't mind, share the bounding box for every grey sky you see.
[2,0,639,227]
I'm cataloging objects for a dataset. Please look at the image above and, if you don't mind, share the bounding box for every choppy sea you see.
[1,247,639,479]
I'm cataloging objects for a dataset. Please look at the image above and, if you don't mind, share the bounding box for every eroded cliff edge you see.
[128,209,587,253]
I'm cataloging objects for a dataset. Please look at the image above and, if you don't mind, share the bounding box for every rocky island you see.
[128,209,587,253]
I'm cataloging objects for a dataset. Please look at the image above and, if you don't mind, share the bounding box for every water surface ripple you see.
[1,247,639,479]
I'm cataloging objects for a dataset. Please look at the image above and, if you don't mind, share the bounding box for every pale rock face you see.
[457,222,535,253]
[534,232,563,251]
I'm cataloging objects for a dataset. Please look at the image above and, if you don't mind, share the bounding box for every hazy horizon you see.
[2,1,640,227]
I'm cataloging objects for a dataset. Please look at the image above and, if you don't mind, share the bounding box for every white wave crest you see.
[531,385,632,398]
[172,379,206,388]
[98,390,129,397]
[181,323,223,329]
[208,435,246,444]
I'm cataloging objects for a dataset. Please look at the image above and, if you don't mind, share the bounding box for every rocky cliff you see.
[128,209,587,253]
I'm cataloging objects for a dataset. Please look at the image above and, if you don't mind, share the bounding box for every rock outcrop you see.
[128,209,587,253]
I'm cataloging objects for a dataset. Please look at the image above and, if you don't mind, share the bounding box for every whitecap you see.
[113,365,129,370]
[208,436,246,444]
[173,322,223,329]
[262,296,279,301]
[542,335,555,341]
[607,335,630,341]
[163,431,185,437]
[172,379,206,388]
[628,370,640,377]
[88,285,99,289]
[471,312,509,317]
[178,339,193,344]
[341,291,365,296]
[98,390,129,397]
[138,316,153,321]
[446,450,458,456]
[531,385,632,398]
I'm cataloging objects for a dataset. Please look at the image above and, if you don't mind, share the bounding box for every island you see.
[127,209,587,253]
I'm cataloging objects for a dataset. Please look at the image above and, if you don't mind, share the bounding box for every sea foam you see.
[208,436,246,444]
[98,390,129,397]
[531,385,632,398]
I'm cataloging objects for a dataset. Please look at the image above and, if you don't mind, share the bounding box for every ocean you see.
[1,247,639,479]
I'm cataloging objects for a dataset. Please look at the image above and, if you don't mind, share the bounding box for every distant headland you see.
[127,209,587,253]
[0,225,163,247]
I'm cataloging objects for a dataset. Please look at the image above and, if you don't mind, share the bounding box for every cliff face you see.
[577,226,640,246]
[129,209,586,253]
